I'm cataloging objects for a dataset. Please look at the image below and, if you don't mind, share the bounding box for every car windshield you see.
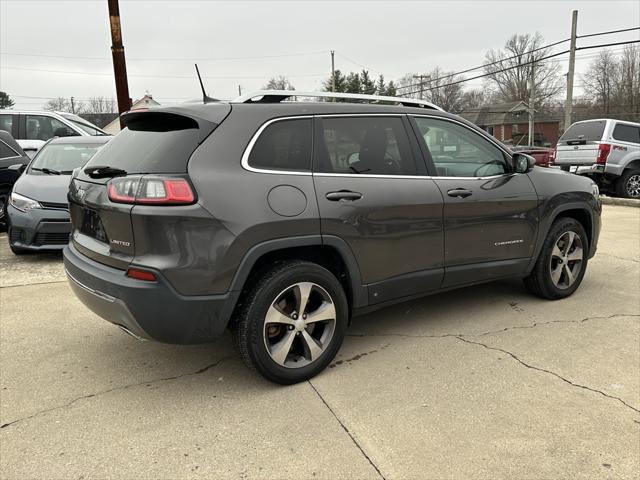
[30,143,105,174]
[60,113,108,136]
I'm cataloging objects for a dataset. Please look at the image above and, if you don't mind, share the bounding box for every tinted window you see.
[315,117,417,175]
[248,118,312,171]
[82,112,211,175]
[413,117,507,177]
[612,123,640,144]
[26,115,77,141]
[0,140,19,159]
[0,115,13,134]
[30,143,104,174]
[559,121,606,143]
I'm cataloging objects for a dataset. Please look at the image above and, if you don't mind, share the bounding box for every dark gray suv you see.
[63,91,601,384]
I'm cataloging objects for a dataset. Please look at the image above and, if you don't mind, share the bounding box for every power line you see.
[397,26,640,92]
[1,66,328,79]
[577,26,640,39]
[398,39,640,98]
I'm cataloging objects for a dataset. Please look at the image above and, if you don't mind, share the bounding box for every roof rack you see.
[231,90,443,111]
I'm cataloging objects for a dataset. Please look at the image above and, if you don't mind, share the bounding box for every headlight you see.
[9,192,42,212]
[591,183,600,198]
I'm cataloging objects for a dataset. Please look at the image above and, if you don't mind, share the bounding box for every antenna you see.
[195,64,219,103]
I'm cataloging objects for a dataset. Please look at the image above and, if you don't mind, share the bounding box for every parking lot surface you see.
[1,205,639,479]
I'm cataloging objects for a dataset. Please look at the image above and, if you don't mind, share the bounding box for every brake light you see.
[596,143,611,165]
[108,177,195,205]
[126,268,157,282]
[549,147,556,164]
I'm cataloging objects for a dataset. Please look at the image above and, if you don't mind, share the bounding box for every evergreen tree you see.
[376,75,387,96]
[385,81,397,97]
[345,72,362,94]
[322,69,347,93]
[0,91,15,109]
[360,70,376,95]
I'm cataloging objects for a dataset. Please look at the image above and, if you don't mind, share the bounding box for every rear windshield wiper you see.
[32,167,61,175]
[84,166,127,179]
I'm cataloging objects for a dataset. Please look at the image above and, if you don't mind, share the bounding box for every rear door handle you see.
[326,190,363,201]
[447,188,473,198]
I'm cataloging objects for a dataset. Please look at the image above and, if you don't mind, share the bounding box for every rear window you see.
[612,123,640,144]
[0,140,19,159]
[82,112,211,174]
[559,121,606,143]
[248,118,312,172]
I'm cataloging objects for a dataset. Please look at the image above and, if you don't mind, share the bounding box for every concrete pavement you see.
[1,205,639,479]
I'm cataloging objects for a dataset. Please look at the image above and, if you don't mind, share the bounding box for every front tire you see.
[232,261,348,384]
[524,217,588,300]
[615,169,640,199]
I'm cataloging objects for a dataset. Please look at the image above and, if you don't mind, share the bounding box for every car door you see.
[410,115,539,288]
[313,114,444,305]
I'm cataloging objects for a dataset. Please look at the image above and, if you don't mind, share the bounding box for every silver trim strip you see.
[232,90,443,111]
[65,268,116,303]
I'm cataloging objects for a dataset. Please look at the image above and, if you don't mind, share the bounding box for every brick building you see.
[461,101,562,147]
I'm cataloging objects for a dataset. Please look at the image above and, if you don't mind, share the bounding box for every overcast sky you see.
[1,0,639,110]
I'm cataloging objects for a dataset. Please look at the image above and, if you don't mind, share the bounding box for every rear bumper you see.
[7,204,71,250]
[63,242,239,344]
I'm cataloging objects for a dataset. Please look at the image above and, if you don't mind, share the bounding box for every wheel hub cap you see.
[263,282,337,368]
[549,230,584,290]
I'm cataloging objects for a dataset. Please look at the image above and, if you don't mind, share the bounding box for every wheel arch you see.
[528,201,597,273]
[228,235,367,314]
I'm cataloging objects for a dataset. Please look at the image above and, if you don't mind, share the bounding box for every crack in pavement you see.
[348,313,640,340]
[454,336,640,415]
[308,380,386,480]
[0,356,233,430]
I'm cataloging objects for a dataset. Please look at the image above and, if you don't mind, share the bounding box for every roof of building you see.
[461,100,563,126]
[78,113,119,128]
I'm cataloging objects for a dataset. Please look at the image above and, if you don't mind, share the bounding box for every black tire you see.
[615,169,640,199]
[232,260,348,384]
[0,189,9,232]
[524,217,588,300]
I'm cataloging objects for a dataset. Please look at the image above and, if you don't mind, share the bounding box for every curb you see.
[601,196,640,207]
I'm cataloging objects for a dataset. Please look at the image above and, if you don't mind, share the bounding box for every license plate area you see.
[80,208,108,243]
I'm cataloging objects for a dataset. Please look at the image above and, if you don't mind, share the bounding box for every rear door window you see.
[25,115,76,141]
[315,116,417,175]
[247,118,312,172]
[0,140,20,159]
[0,114,14,135]
[612,123,640,144]
[559,121,606,144]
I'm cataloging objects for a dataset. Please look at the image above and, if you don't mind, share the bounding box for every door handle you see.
[326,190,363,201]
[447,188,473,198]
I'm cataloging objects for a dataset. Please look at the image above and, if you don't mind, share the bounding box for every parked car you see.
[511,146,554,168]
[0,130,31,231]
[0,110,108,159]
[63,90,601,384]
[554,119,640,198]
[7,136,111,254]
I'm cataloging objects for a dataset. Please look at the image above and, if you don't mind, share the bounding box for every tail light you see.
[126,267,157,282]
[596,143,611,165]
[549,147,556,164]
[108,177,195,205]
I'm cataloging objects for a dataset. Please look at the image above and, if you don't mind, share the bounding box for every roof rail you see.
[231,90,443,111]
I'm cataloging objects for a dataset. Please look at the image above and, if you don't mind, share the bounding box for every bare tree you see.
[263,76,295,90]
[581,50,620,115]
[484,32,563,105]
[619,45,640,117]
[84,97,117,114]
[396,68,466,112]
[44,97,73,112]
[459,89,487,111]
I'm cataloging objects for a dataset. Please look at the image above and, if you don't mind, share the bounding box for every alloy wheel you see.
[625,174,640,198]
[263,282,336,368]
[549,230,584,289]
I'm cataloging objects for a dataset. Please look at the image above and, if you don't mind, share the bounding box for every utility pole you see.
[70,97,75,114]
[412,74,425,100]
[528,60,535,147]
[330,50,336,93]
[238,85,242,96]
[107,0,131,129]
[564,10,578,132]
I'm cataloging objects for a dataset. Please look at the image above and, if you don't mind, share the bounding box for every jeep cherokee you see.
[63,90,601,384]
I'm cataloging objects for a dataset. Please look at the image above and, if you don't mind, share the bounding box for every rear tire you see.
[615,169,640,199]
[0,189,9,232]
[232,260,348,384]
[524,217,588,300]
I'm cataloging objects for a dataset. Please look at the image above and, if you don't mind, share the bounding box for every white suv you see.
[0,110,108,158]
[554,119,640,198]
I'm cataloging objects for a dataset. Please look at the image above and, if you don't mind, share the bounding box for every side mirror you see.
[513,153,536,174]
[8,163,27,174]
